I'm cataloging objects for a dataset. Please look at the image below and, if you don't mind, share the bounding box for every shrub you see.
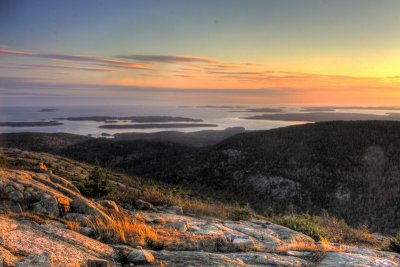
[275,214,329,241]
[388,233,400,253]
[230,204,253,221]
[0,154,8,168]
[77,164,114,198]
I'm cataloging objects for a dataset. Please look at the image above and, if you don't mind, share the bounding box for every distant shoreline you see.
[98,123,218,129]
[55,116,203,123]
[242,112,400,122]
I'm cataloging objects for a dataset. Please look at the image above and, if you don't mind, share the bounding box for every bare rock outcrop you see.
[0,148,399,267]
[0,216,115,266]
[0,169,111,222]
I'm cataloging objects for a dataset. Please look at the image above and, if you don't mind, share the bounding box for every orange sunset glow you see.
[1,0,400,106]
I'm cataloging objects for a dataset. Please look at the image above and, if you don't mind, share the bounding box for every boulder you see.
[8,190,24,202]
[2,257,16,267]
[63,213,91,224]
[135,199,153,210]
[318,252,400,267]
[48,174,80,194]
[80,227,94,236]
[87,259,110,267]
[126,249,155,264]
[55,196,71,214]
[168,220,190,232]
[15,252,54,267]
[225,233,256,251]
[232,237,255,251]
[70,199,111,222]
[98,200,119,213]
[32,194,60,216]
[0,215,114,266]
[166,205,183,214]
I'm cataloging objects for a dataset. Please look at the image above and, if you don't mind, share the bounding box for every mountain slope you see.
[0,147,399,266]
[1,121,400,234]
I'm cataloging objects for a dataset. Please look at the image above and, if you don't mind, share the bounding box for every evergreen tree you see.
[78,164,113,197]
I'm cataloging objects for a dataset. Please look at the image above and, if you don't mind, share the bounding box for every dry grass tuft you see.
[85,211,158,246]
[273,213,389,250]
[115,184,253,220]
[5,211,63,225]
[65,220,81,232]
[81,211,242,252]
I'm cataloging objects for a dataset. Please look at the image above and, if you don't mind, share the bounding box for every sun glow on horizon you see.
[1,0,400,106]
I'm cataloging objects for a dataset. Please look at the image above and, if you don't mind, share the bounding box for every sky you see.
[1,0,400,106]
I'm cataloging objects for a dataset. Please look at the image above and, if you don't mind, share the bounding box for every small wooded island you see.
[0,121,63,127]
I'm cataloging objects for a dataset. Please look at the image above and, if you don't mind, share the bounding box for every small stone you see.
[63,212,91,224]
[2,257,16,267]
[286,250,312,257]
[8,190,24,202]
[87,258,110,267]
[23,190,32,200]
[232,237,255,249]
[135,199,153,210]
[98,200,120,213]
[169,220,190,232]
[16,252,54,267]
[4,185,15,194]
[127,249,155,264]
[32,194,60,216]
[56,196,71,213]
[80,227,94,236]
[167,205,183,214]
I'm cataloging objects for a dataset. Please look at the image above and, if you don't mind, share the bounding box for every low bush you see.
[274,214,329,241]
[388,233,400,253]
[0,154,8,168]
[230,204,253,221]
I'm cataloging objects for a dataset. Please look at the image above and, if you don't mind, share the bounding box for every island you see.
[300,107,336,112]
[55,116,203,123]
[196,105,247,109]
[302,106,400,111]
[231,107,284,113]
[38,108,58,112]
[0,121,63,127]
[98,123,218,129]
[242,112,400,122]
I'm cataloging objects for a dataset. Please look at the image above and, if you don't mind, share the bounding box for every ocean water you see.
[0,105,302,136]
[0,105,397,137]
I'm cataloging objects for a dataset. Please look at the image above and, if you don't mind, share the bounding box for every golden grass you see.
[272,213,389,250]
[65,220,81,232]
[84,211,158,246]
[81,210,241,252]
[5,211,61,224]
[114,184,253,220]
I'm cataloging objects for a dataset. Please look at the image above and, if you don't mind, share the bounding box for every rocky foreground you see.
[0,148,399,266]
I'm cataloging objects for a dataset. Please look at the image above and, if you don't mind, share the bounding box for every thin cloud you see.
[0,48,149,70]
[0,76,294,96]
[117,54,221,64]
[19,64,117,72]
[207,70,265,75]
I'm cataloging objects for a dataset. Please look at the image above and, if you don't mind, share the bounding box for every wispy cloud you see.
[0,48,149,70]
[175,74,193,78]
[18,64,117,72]
[117,54,221,64]
[0,76,292,96]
